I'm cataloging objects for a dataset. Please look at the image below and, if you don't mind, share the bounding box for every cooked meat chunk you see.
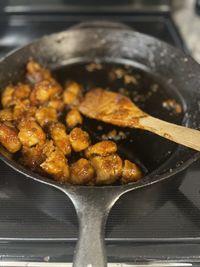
[69,127,90,152]
[65,109,83,128]
[25,106,37,120]
[13,100,28,121]
[0,122,21,153]
[14,105,37,122]
[42,139,56,157]
[63,81,81,106]
[121,160,142,184]
[63,91,76,106]
[70,158,95,185]
[18,120,46,147]
[40,148,70,182]
[21,144,45,170]
[1,85,15,108]
[65,81,81,95]
[1,83,31,109]
[12,99,33,121]
[48,98,64,112]
[35,107,57,127]
[26,59,53,84]
[85,141,117,158]
[0,109,13,122]
[30,80,62,106]
[90,154,122,184]
[13,83,31,100]
[49,122,71,156]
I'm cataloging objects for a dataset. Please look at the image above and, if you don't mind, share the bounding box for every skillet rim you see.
[0,27,200,192]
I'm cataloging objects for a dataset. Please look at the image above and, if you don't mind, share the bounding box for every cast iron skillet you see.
[0,21,200,267]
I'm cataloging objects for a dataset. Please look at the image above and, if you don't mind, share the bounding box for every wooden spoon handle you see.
[139,116,200,151]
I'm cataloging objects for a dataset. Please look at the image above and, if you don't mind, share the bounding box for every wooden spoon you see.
[79,88,200,151]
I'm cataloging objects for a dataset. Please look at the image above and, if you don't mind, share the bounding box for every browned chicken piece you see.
[13,101,27,121]
[69,127,90,152]
[1,85,15,108]
[90,154,122,185]
[65,81,81,95]
[35,107,57,127]
[30,80,62,106]
[13,103,37,122]
[13,99,36,120]
[21,138,55,168]
[0,122,21,153]
[63,81,82,106]
[1,83,31,109]
[26,59,53,84]
[40,148,70,182]
[18,120,46,147]
[70,158,95,185]
[0,109,13,122]
[21,139,59,171]
[65,109,83,128]
[42,139,56,157]
[13,83,31,100]
[85,140,117,158]
[21,143,45,170]
[49,122,71,156]
[25,106,38,119]
[47,98,65,112]
[121,160,142,184]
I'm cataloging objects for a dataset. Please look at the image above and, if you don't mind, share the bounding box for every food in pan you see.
[0,60,142,185]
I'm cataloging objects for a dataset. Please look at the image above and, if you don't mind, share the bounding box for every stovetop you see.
[0,11,200,265]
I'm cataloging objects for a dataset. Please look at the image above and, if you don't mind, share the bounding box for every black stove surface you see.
[0,14,185,56]
[0,0,171,14]
[0,13,200,264]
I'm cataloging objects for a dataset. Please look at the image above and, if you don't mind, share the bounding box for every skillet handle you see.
[74,203,107,267]
[65,187,122,267]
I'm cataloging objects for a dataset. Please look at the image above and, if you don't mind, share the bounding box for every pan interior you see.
[53,61,185,174]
